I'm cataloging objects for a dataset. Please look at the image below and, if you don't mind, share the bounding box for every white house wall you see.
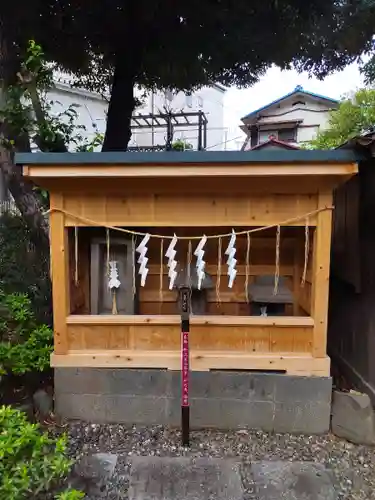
[48,80,225,151]
[48,84,108,144]
[131,87,225,150]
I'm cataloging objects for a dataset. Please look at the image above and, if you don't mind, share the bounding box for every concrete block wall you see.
[55,368,332,434]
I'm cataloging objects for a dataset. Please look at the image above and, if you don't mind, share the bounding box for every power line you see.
[205,135,244,150]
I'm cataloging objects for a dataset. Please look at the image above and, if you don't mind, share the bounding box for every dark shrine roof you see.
[15,149,360,166]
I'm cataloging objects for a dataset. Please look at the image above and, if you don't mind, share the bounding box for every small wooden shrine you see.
[17,150,358,376]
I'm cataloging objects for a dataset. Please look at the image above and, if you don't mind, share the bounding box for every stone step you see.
[70,453,338,500]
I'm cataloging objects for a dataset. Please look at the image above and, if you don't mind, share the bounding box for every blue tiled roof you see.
[241,85,339,121]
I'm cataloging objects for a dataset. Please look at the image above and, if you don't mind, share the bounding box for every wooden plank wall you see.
[287,228,314,315]
[68,230,90,314]
[66,322,313,353]
[62,192,318,227]
[68,228,311,316]
[331,176,361,291]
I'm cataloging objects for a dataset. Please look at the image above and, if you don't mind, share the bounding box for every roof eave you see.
[241,89,339,122]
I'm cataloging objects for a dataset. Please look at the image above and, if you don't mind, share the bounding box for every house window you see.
[165,90,173,102]
[250,126,259,148]
[197,96,203,108]
[259,130,277,143]
[185,94,193,108]
[278,128,297,142]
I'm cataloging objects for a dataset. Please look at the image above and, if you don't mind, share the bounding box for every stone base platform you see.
[55,368,332,434]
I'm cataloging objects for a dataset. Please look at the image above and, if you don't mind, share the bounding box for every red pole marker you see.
[180,287,190,446]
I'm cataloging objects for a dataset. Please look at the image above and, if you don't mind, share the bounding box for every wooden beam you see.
[66,314,314,327]
[297,284,312,315]
[62,191,319,227]
[50,193,70,354]
[285,277,311,315]
[148,264,295,277]
[51,350,330,375]
[24,162,358,179]
[293,245,301,316]
[312,191,333,357]
[36,175,357,195]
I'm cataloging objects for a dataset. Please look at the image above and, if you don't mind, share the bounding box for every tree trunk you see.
[0,33,51,276]
[0,148,50,253]
[102,52,137,151]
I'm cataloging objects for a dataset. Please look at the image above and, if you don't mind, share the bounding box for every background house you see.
[241,85,338,150]
[51,74,226,151]
[0,76,226,206]
[131,85,226,150]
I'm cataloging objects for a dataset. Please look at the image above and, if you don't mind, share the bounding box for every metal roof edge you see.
[15,149,359,166]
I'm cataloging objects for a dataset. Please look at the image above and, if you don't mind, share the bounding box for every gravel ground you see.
[63,423,375,500]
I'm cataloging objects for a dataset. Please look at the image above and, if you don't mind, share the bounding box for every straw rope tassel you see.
[187,240,192,288]
[187,240,193,312]
[106,228,110,275]
[112,290,118,315]
[74,226,79,286]
[106,228,117,315]
[301,217,310,286]
[216,236,222,305]
[132,235,136,297]
[159,238,164,302]
[46,206,333,241]
[245,232,251,303]
[274,225,281,295]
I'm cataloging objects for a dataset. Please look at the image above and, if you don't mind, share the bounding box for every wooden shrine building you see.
[16,150,358,432]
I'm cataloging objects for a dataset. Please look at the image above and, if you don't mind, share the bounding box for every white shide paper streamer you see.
[194,235,207,290]
[136,234,150,287]
[165,234,178,290]
[108,261,121,289]
[225,229,237,288]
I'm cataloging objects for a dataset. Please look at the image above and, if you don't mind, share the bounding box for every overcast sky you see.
[222,62,365,150]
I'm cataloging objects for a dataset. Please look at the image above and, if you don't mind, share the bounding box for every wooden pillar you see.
[312,191,333,357]
[50,193,70,354]
[292,238,301,316]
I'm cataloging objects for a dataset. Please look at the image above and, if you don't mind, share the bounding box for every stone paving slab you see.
[128,456,243,500]
[252,461,337,500]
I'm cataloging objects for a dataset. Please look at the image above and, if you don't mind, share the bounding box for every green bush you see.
[171,139,193,151]
[0,406,79,499]
[0,292,53,375]
[0,211,51,324]
[55,490,85,500]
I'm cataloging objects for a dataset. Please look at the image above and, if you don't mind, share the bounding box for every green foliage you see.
[52,1,375,91]
[171,139,193,151]
[76,126,104,152]
[0,292,53,376]
[1,2,375,150]
[55,490,85,500]
[0,40,96,152]
[0,212,51,323]
[0,406,74,500]
[308,88,375,149]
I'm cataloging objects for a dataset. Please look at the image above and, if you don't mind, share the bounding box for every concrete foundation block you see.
[167,397,275,430]
[274,401,332,434]
[331,390,375,445]
[274,374,332,403]
[55,368,169,396]
[55,368,332,434]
